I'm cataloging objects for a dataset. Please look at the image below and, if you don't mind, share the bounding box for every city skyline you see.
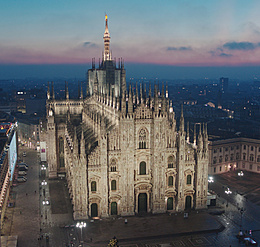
[1,0,260,80]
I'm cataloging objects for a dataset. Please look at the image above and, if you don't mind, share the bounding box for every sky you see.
[1,0,260,80]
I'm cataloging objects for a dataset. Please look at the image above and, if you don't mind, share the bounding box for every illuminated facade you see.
[46,16,209,220]
[209,138,260,174]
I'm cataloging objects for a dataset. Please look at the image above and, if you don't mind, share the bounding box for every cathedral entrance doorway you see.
[138,193,147,213]
[111,202,117,215]
[91,203,98,217]
[185,196,192,210]
[167,197,173,210]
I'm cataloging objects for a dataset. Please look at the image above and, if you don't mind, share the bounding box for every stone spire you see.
[103,14,111,61]
[51,81,55,99]
[47,82,50,100]
[179,105,184,132]
[65,81,69,100]
[128,84,133,113]
[187,122,190,143]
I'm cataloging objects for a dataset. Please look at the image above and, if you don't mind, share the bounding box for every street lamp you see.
[208,176,214,183]
[238,171,244,177]
[41,180,47,186]
[76,221,86,243]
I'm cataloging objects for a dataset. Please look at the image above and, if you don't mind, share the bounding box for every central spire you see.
[103,14,111,61]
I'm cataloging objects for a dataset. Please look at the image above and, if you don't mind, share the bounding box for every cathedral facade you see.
[46,16,209,220]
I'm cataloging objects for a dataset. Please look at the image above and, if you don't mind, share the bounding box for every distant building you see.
[209,138,260,175]
[219,77,228,94]
[0,118,18,228]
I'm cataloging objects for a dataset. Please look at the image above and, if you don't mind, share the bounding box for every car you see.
[243,236,257,246]
[18,166,28,171]
[18,171,27,176]
[17,177,26,182]
[17,176,27,181]
[18,162,28,167]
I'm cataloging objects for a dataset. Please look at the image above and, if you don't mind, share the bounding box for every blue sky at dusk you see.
[1,0,260,80]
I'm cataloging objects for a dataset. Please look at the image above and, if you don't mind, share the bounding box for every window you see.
[237,145,239,150]
[243,153,246,160]
[214,167,216,173]
[140,161,146,175]
[91,181,96,192]
[231,146,234,151]
[225,147,228,151]
[219,148,222,152]
[242,163,245,168]
[230,154,234,161]
[225,155,228,162]
[251,146,254,151]
[244,145,246,150]
[219,166,222,172]
[187,175,191,185]
[257,156,260,162]
[168,156,174,168]
[250,164,253,170]
[258,166,260,172]
[110,159,116,172]
[213,157,217,164]
[139,128,147,149]
[236,153,240,160]
[213,149,217,153]
[168,176,173,186]
[111,180,116,191]
[250,154,254,162]
[219,156,223,163]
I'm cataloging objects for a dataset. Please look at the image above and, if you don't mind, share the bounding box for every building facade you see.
[45,16,209,220]
[209,137,260,175]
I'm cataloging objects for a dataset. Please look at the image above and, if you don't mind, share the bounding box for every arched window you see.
[139,128,147,149]
[140,161,146,175]
[168,176,173,186]
[91,181,96,192]
[168,156,175,168]
[110,159,116,172]
[187,175,191,185]
[167,197,173,210]
[111,180,116,191]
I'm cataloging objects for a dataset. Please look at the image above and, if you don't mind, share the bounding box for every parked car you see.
[18,162,28,167]
[17,177,26,182]
[18,166,28,171]
[18,171,27,176]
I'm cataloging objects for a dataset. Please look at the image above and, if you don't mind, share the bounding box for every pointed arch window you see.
[111,180,117,191]
[91,181,97,192]
[140,161,146,175]
[139,128,147,149]
[110,159,117,172]
[168,176,173,186]
[168,156,175,168]
[187,175,192,185]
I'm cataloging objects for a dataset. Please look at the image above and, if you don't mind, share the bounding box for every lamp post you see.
[76,221,86,243]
